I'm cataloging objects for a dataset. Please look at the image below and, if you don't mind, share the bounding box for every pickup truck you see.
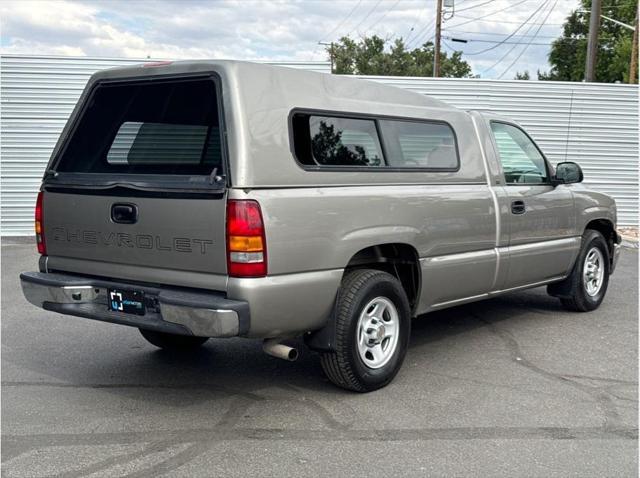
[20,60,622,392]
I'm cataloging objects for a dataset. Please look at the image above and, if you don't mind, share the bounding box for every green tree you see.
[328,35,473,78]
[539,0,638,82]
[514,71,531,80]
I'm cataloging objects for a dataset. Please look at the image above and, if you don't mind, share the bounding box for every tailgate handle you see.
[111,203,138,224]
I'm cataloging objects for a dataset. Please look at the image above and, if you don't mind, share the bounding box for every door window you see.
[490,122,548,184]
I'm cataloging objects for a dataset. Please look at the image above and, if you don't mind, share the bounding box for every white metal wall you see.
[1,55,638,235]
[363,75,639,227]
[0,55,331,235]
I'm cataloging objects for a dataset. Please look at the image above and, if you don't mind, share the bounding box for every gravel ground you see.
[2,243,638,477]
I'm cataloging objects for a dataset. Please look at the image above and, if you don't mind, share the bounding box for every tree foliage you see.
[328,35,473,78]
[311,122,380,166]
[539,0,637,82]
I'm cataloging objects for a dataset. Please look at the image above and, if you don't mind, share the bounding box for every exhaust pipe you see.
[263,338,298,361]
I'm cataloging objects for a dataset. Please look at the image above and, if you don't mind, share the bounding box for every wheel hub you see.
[356,297,400,369]
[365,321,386,345]
[583,247,605,297]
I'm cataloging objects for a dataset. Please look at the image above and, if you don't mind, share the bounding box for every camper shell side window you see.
[290,110,460,172]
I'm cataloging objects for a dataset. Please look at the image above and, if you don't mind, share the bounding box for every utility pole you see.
[585,0,601,82]
[630,14,638,84]
[318,41,335,74]
[433,0,443,77]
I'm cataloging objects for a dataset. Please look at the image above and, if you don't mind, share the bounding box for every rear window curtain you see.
[56,78,222,175]
[292,113,458,169]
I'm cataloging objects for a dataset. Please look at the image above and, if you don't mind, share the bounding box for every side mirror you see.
[553,161,583,185]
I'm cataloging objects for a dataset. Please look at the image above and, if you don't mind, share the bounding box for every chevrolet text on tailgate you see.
[21,60,622,392]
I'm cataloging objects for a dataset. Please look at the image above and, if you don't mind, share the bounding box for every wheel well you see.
[585,219,616,259]
[345,243,421,313]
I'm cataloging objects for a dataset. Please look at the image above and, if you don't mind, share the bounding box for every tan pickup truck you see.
[21,61,621,391]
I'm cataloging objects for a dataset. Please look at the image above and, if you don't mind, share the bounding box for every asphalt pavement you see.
[2,241,638,477]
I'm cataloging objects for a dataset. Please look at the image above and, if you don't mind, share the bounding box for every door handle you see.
[511,200,526,215]
[111,203,138,224]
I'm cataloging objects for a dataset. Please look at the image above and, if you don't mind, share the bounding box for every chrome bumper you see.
[20,271,249,337]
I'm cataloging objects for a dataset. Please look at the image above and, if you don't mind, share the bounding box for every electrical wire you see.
[404,3,427,43]
[497,0,559,79]
[363,0,404,37]
[454,0,497,13]
[444,29,558,39]
[445,36,554,46]
[319,0,364,42]
[453,0,552,55]
[454,15,563,26]
[445,0,534,29]
[406,17,436,49]
[345,0,385,38]
[479,0,553,75]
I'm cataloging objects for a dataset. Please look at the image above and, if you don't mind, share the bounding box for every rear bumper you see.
[20,271,249,337]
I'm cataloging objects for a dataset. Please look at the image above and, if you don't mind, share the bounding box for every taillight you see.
[226,200,267,277]
[35,191,46,255]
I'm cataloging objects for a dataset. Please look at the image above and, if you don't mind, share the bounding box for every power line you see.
[454,0,552,55]
[444,29,558,39]
[455,0,497,13]
[363,0,403,36]
[404,3,427,43]
[479,0,553,75]
[497,0,560,78]
[345,0,385,38]
[444,36,554,46]
[446,0,534,29]
[320,0,364,42]
[454,15,563,26]
[406,17,437,49]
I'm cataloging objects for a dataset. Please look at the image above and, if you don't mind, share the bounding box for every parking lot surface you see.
[2,242,638,477]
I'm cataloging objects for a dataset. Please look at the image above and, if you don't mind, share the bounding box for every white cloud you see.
[0,0,581,77]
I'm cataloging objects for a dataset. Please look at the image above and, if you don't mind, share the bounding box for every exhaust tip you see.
[263,339,299,362]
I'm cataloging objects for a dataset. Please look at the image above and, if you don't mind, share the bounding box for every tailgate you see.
[39,73,230,282]
[44,192,227,275]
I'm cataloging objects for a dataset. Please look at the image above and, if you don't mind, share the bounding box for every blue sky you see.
[1,0,580,79]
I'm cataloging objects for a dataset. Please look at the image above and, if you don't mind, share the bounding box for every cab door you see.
[488,121,579,289]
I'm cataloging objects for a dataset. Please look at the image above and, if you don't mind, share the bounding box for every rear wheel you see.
[549,230,610,312]
[139,329,209,351]
[320,269,411,392]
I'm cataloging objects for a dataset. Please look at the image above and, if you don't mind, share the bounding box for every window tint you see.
[56,78,222,175]
[490,122,548,184]
[379,120,458,169]
[292,114,383,167]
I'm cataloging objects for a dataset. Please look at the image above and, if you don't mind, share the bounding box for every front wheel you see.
[549,229,610,312]
[139,328,209,351]
[320,269,411,392]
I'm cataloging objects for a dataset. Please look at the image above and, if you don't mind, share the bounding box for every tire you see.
[139,328,209,351]
[549,229,610,312]
[320,269,411,392]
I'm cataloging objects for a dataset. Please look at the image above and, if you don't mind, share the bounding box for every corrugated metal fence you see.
[0,55,331,235]
[1,55,638,235]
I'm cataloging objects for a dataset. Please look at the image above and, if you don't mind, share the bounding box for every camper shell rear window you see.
[54,76,224,177]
